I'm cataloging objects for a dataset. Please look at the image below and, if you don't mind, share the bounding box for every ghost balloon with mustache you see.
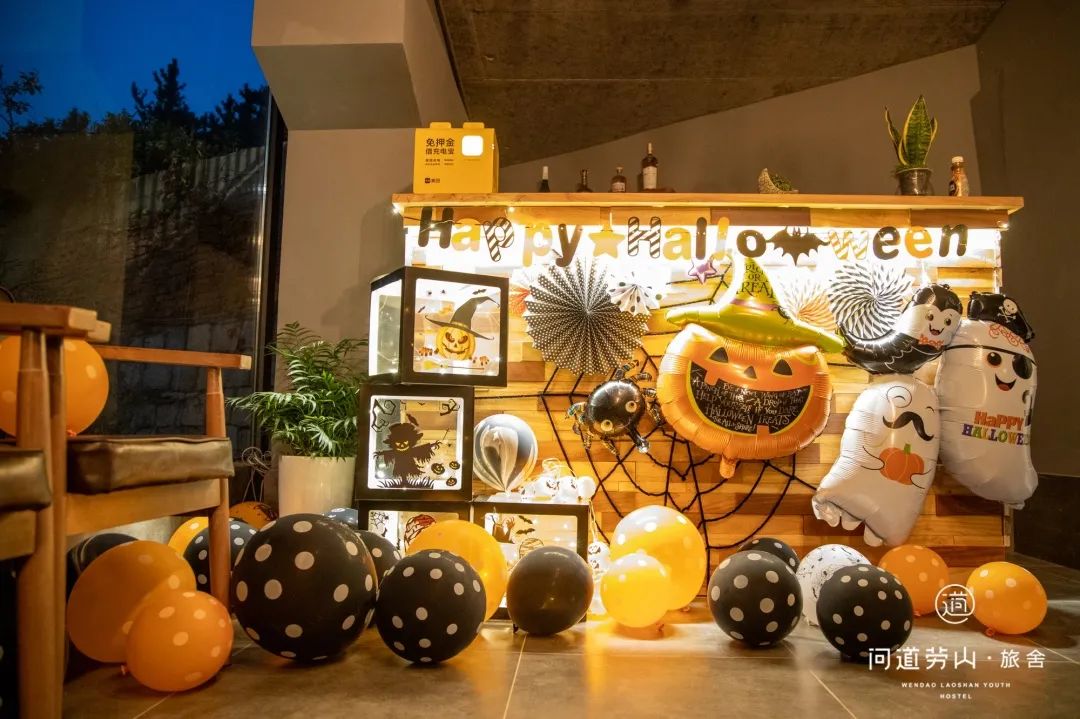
[935,298,1037,507]
[812,375,940,546]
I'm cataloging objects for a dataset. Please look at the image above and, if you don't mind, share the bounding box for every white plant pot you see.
[277,455,356,517]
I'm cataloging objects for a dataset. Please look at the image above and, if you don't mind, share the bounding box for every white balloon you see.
[813,375,940,546]
[795,544,870,626]
[473,414,539,493]
[936,320,1037,507]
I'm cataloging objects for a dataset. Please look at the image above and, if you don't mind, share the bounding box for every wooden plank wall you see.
[399,197,1012,577]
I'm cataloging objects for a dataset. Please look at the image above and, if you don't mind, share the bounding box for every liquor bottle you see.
[948,156,969,197]
[641,142,658,190]
[610,166,627,192]
[576,169,593,192]
[539,165,551,192]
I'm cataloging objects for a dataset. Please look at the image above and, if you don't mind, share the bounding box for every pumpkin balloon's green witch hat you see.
[427,296,496,339]
[666,256,844,353]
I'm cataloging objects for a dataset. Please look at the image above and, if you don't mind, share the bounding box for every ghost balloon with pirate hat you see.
[813,375,941,546]
[935,292,1037,507]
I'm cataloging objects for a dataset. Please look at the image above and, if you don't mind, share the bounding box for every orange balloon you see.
[168,517,209,554]
[966,562,1047,635]
[0,336,108,435]
[230,501,277,529]
[610,505,707,610]
[407,520,508,619]
[126,589,233,692]
[67,541,196,662]
[879,545,950,616]
[600,553,671,628]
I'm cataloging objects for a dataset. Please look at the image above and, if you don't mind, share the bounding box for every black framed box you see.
[471,497,590,619]
[355,500,472,554]
[357,383,474,501]
[369,266,509,387]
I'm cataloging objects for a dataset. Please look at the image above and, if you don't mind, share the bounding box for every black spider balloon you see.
[567,361,663,455]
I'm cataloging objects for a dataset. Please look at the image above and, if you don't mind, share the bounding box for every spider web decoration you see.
[478,258,821,571]
[525,256,649,375]
[827,262,911,341]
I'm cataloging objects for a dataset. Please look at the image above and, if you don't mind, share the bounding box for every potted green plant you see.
[886,95,939,195]
[229,323,367,515]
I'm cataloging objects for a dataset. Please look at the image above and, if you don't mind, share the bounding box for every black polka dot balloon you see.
[66,532,135,595]
[708,550,802,647]
[359,530,401,582]
[816,564,914,661]
[0,563,16,715]
[325,507,359,530]
[375,550,486,665]
[738,536,799,574]
[231,514,378,661]
[184,520,256,592]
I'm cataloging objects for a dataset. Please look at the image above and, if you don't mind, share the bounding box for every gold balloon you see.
[0,337,109,435]
[67,541,196,662]
[600,553,671,628]
[168,517,209,554]
[229,501,277,529]
[880,545,949,616]
[126,589,233,692]
[610,505,707,610]
[966,562,1047,635]
[407,520,509,619]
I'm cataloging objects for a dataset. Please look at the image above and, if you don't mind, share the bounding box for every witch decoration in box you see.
[369,266,509,387]
[357,384,474,501]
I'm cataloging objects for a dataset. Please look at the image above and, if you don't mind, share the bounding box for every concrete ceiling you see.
[437,0,1005,165]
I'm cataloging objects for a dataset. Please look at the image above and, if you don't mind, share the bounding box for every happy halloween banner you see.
[404,208,999,269]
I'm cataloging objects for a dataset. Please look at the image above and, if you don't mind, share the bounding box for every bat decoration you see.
[840,284,962,374]
[770,227,827,265]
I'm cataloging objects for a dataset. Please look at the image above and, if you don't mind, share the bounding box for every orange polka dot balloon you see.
[67,541,196,662]
[0,337,108,435]
[126,589,233,692]
[879,545,950,616]
[230,501,277,529]
[168,517,209,554]
[966,561,1047,635]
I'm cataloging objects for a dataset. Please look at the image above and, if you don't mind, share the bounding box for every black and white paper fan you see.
[525,256,648,375]
[827,263,911,341]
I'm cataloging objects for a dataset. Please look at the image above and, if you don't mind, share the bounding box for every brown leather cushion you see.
[67,436,234,494]
[0,448,51,511]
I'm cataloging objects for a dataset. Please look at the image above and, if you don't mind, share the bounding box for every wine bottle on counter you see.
[610,166,627,192]
[539,165,551,192]
[576,169,593,192]
[948,156,969,197]
[641,142,658,190]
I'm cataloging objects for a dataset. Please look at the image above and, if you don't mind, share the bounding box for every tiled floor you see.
[64,554,1080,719]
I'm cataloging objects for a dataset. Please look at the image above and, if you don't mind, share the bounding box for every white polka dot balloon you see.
[231,514,378,661]
[183,520,256,594]
[374,550,486,664]
[816,564,914,661]
[708,550,802,647]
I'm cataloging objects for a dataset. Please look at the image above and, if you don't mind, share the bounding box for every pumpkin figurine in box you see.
[657,257,843,477]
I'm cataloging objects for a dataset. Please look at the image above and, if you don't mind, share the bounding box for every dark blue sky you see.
[0,0,265,122]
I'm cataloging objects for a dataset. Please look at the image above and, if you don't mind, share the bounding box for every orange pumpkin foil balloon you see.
[658,257,842,478]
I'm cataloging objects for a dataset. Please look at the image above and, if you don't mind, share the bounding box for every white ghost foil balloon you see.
[813,375,940,546]
[795,544,870,626]
[935,320,1037,507]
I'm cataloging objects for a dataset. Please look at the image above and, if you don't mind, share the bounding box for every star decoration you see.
[589,224,624,258]
[687,256,719,284]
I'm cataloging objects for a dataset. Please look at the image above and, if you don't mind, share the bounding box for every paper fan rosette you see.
[525,256,648,375]
[775,268,836,332]
[827,263,911,341]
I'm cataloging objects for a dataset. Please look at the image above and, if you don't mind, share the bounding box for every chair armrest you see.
[0,304,101,337]
[94,345,252,370]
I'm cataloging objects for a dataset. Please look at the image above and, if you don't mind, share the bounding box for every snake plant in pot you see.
[229,323,367,515]
[886,95,939,195]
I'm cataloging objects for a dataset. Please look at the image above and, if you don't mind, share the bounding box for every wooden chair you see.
[0,304,251,718]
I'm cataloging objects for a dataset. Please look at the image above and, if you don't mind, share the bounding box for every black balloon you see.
[325,506,359,530]
[231,514,378,661]
[375,550,486,664]
[359,530,401,582]
[840,284,962,374]
[816,564,914,661]
[738,537,799,574]
[184,520,256,592]
[66,532,136,595]
[506,547,593,635]
[708,550,802,647]
[0,563,16,715]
